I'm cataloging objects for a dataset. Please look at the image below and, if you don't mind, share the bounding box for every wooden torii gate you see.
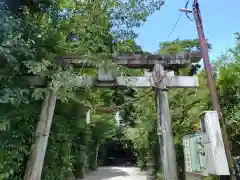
[21,51,202,180]
[21,51,201,88]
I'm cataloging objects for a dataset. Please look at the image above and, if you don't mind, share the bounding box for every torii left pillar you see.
[153,64,198,180]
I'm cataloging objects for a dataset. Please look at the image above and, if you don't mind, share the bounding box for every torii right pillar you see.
[153,64,198,180]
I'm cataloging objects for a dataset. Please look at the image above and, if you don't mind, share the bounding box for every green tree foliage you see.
[215,36,240,156]
[4,0,240,179]
[0,102,41,180]
[159,38,212,54]
[125,89,159,170]
[128,36,240,180]
[159,39,210,76]
[0,0,164,179]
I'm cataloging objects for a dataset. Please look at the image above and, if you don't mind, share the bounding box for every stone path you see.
[84,166,152,180]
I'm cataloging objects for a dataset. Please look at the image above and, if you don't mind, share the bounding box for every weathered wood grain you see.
[56,51,202,69]
[21,74,198,89]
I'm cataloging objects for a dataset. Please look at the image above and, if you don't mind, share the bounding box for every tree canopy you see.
[0,0,164,180]
[1,1,240,180]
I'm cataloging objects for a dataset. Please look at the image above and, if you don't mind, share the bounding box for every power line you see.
[165,0,194,42]
[185,0,194,21]
[166,12,183,41]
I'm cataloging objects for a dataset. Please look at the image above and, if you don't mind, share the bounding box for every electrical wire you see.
[166,12,183,42]
[185,0,194,21]
[166,0,194,42]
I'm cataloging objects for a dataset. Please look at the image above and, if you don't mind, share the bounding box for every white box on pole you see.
[199,111,230,175]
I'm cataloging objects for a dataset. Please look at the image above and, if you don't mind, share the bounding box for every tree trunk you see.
[94,144,99,169]
[74,165,85,180]
[74,150,87,179]
[24,90,57,180]
[89,143,99,171]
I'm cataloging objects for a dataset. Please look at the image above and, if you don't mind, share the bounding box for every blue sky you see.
[135,0,240,61]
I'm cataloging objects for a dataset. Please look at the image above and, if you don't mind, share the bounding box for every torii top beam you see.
[56,51,202,69]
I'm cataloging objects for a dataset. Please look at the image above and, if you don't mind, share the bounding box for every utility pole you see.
[181,0,234,179]
[192,0,234,178]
